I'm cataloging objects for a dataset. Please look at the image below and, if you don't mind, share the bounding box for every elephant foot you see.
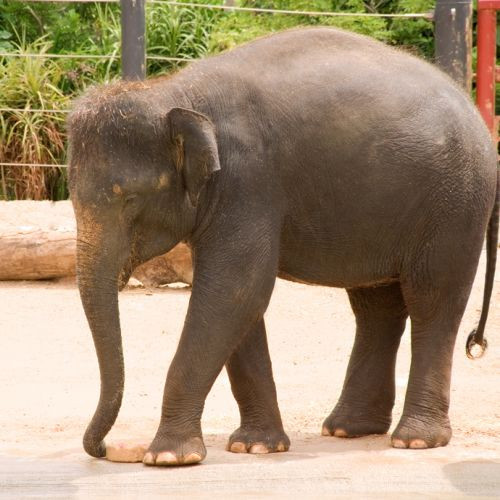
[227,426,290,454]
[322,406,392,438]
[106,440,149,463]
[391,414,451,449]
[143,435,206,466]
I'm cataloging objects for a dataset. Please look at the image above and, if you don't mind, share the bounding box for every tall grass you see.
[0,33,69,200]
[146,2,220,74]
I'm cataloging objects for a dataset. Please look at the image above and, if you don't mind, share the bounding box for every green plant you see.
[0,33,68,200]
[388,0,434,58]
[209,0,434,56]
[1,0,490,199]
[146,1,221,74]
[0,1,56,43]
[55,3,121,88]
[0,29,12,51]
[208,0,391,54]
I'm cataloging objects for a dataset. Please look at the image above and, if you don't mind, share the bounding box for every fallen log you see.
[0,201,192,284]
[0,227,76,280]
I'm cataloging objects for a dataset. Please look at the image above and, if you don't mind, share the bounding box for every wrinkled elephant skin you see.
[67,28,499,466]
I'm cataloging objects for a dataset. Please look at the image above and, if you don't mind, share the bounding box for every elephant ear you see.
[167,107,221,207]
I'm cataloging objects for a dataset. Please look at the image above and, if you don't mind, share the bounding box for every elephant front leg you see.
[142,307,252,466]
[226,318,289,454]
[143,216,281,466]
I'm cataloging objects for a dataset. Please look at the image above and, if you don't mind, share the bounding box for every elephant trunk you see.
[76,231,126,458]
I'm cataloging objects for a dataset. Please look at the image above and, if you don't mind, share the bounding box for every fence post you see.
[121,0,146,80]
[434,0,473,91]
[476,0,499,144]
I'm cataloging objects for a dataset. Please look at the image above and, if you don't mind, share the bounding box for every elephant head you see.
[67,88,220,457]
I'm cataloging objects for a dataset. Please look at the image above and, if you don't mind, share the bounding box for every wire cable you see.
[0,162,67,168]
[150,1,433,19]
[0,108,70,114]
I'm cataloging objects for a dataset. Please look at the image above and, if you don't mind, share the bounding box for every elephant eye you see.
[122,194,141,216]
[124,193,138,205]
[121,193,142,223]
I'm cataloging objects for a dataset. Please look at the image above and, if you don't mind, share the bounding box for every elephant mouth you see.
[118,261,134,291]
[118,249,146,290]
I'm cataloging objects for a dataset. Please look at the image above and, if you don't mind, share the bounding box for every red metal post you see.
[476,0,499,144]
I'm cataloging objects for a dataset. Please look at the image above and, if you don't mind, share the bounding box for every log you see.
[0,201,192,284]
[0,227,76,280]
[0,201,77,280]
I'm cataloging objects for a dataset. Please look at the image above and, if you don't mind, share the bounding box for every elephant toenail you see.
[143,452,155,465]
[156,451,178,465]
[333,429,348,437]
[321,427,332,436]
[391,439,408,449]
[229,442,247,453]
[276,442,287,452]
[184,452,203,464]
[409,439,428,449]
[249,443,269,454]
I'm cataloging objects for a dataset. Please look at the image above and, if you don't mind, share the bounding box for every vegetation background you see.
[0,0,497,199]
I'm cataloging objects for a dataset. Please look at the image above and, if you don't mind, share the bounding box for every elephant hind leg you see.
[392,286,470,449]
[392,221,485,449]
[393,267,480,448]
[323,283,408,438]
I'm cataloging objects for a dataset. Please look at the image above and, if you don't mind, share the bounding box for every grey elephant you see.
[67,27,498,466]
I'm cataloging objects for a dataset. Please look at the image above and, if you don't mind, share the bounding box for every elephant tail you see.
[466,165,499,359]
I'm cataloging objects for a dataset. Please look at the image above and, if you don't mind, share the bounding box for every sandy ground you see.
[0,251,498,498]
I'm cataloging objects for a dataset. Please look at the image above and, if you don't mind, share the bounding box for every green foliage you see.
[209,0,434,56]
[209,0,389,53]
[388,0,434,57]
[0,33,68,200]
[0,0,495,198]
[0,2,56,42]
[146,1,221,74]
[209,11,299,53]
[0,29,13,51]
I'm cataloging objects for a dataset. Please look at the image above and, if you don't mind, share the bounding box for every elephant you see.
[67,27,499,466]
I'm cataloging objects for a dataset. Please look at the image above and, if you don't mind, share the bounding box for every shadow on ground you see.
[443,460,500,497]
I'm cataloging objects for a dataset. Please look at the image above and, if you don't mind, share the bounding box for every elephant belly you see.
[278,225,400,289]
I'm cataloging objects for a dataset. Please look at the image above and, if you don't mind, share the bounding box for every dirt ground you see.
[0,250,498,498]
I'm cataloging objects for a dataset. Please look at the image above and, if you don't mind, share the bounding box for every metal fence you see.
[0,0,475,174]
